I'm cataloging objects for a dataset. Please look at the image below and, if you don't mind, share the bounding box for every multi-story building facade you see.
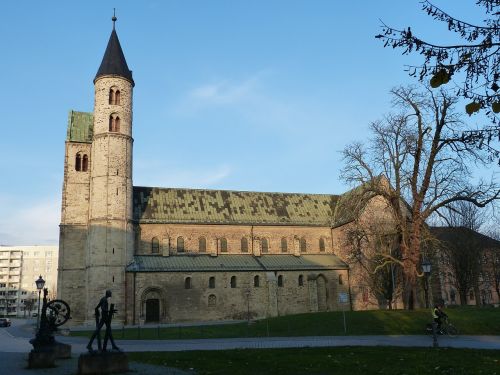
[0,246,58,317]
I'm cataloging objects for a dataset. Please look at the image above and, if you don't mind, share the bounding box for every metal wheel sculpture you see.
[46,299,71,327]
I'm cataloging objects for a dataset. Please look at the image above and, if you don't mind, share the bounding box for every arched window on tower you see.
[82,154,89,172]
[109,88,114,105]
[109,114,120,132]
[75,153,81,171]
[151,237,159,254]
[115,90,121,105]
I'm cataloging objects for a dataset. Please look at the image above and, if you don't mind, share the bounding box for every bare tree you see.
[438,201,487,230]
[341,85,500,309]
[376,0,500,156]
[486,229,500,300]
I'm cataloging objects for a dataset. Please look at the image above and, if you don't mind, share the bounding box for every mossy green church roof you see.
[67,110,93,143]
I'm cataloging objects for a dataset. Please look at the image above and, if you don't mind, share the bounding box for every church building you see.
[58,19,384,325]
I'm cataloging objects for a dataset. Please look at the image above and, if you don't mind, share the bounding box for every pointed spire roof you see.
[94,16,134,86]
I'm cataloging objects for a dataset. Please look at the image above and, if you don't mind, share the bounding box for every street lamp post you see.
[35,275,45,330]
[422,259,432,309]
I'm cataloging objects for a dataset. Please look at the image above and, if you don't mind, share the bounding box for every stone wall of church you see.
[136,223,335,256]
[125,268,349,324]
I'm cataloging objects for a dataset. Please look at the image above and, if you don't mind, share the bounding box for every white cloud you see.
[0,196,60,246]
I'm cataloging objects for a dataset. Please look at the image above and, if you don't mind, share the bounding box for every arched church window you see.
[109,88,121,105]
[298,275,304,286]
[278,275,284,287]
[220,238,228,253]
[209,276,215,289]
[261,238,269,253]
[319,238,325,252]
[208,294,216,307]
[254,275,260,287]
[114,90,121,105]
[300,238,307,253]
[151,237,159,253]
[230,276,237,288]
[177,237,184,253]
[281,238,288,253]
[241,238,248,253]
[184,277,192,289]
[199,237,206,253]
[82,154,89,172]
[75,153,81,171]
[338,274,343,285]
[109,89,114,105]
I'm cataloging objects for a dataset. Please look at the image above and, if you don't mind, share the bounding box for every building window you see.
[109,114,120,132]
[254,275,260,287]
[319,238,325,252]
[300,238,307,253]
[109,88,121,105]
[208,294,216,307]
[298,275,304,286]
[281,238,288,253]
[230,276,237,288]
[209,276,215,289]
[184,277,192,289]
[151,237,159,253]
[241,238,248,253]
[278,275,284,287]
[338,274,343,285]
[82,154,89,172]
[75,153,81,171]
[220,238,228,253]
[261,238,269,253]
[177,237,185,253]
[198,237,206,252]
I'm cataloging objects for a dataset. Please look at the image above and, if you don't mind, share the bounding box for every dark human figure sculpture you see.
[86,290,120,352]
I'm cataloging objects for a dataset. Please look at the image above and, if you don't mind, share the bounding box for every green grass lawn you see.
[128,347,500,375]
[71,307,500,340]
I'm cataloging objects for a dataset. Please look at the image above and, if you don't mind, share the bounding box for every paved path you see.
[1,319,498,374]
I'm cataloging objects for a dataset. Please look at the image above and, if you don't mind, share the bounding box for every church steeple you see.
[94,14,134,86]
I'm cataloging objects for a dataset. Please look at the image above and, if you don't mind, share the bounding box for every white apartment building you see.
[0,246,58,317]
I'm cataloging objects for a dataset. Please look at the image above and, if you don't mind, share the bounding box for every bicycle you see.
[425,317,459,337]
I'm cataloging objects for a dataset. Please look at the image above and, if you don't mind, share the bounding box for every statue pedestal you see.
[54,342,72,359]
[28,348,57,369]
[78,351,129,375]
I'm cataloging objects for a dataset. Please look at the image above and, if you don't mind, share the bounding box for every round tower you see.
[86,16,135,324]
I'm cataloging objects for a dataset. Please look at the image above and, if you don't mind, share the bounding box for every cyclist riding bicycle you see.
[432,301,448,334]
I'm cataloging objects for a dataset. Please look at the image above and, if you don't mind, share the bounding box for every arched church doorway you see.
[140,287,166,324]
[145,299,160,323]
[317,275,328,311]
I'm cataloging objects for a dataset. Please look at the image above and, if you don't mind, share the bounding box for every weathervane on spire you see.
[112,8,117,30]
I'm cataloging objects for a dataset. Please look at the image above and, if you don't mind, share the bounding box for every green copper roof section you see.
[133,187,338,226]
[67,110,93,143]
[126,254,347,272]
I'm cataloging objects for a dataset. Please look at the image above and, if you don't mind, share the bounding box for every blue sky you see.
[0,1,493,244]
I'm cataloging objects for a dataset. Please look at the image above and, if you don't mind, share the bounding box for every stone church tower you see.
[58,18,134,324]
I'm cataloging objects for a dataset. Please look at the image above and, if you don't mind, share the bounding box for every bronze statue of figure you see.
[86,290,120,352]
